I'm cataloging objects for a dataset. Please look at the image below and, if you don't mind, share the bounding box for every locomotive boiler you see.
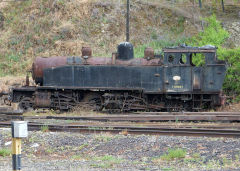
[9,43,227,112]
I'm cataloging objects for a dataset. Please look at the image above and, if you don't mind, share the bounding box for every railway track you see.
[2,111,240,122]
[24,112,240,122]
[2,112,240,138]
[0,121,240,138]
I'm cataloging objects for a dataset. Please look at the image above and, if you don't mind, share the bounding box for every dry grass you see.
[0,76,33,93]
[0,0,201,75]
[0,0,239,76]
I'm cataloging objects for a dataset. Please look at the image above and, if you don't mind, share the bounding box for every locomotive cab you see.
[162,45,226,101]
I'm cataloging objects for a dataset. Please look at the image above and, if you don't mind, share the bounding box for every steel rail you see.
[134,112,240,115]
[3,112,240,122]
[0,108,23,115]
[4,114,240,122]
[43,115,240,122]
[4,111,240,116]
[1,122,240,138]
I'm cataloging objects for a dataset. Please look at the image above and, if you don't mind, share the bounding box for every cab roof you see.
[163,45,217,53]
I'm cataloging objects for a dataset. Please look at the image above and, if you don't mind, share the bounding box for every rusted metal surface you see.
[34,92,51,108]
[4,112,240,122]
[135,112,240,115]
[163,49,216,53]
[193,69,201,90]
[2,112,240,122]
[1,121,240,138]
[32,56,68,84]
[19,97,33,111]
[26,75,29,86]
[32,56,162,85]
[0,107,23,115]
[44,113,240,122]
[12,45,227,112]
[81,47,92,57]
[88,57,162,65]
[144,47,154,60]
[0,115,23,121]
[111,53,117,64]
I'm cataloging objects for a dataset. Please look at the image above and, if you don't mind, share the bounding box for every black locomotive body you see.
[9,43,227,112]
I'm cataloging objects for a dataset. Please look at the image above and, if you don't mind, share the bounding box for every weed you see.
[170,16,185,34]
[56,0,65,7]
[184,155,201,164]
[59,146,65,151]
[161,167,174,171]
[8,53,21,62]
[161,148,187,161]
[132,160,147,165]
[0,148,11,157]
[222,157,232,166]
[91,155,124,168]
[206,159,221,169]
[134,38,186,58]
[46,148,54,154]
[192,153,201,159]
[151,31,158,40]
[78,143,88,150]
[40,125,49,132]
[175,118,179,123]
[28,135,39,143]
[91,163,112,168]
[94,134,113,142]
[235,153,240,162]
[72,154,82,160]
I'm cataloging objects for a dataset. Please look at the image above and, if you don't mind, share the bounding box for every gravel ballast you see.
[0,128,240,171]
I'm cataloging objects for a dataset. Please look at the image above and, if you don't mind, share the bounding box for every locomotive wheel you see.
[83,93,103,111]
[19,97,33,111]
[152,96,164,111]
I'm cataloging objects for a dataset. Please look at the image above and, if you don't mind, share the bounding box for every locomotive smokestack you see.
[126,0,130,42]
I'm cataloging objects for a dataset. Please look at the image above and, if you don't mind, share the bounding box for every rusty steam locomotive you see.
[9,43,227,112]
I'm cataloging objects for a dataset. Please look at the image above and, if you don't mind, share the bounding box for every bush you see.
[188,15,229,66]
[189,15,240,98]
[190,15,229,47]
[218,48,240,98]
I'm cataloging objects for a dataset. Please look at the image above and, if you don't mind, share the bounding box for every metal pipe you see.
[221,0,225,12]
[198,0,202,8]
[111,52,117,64]
[126,0,130,42]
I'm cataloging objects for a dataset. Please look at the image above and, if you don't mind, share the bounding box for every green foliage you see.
[134,38,186,58]
[0,148,11,157]
[40,125,49,132]
[0,0,55,76]
[170,16,185,34]
[189,15,240,98]
[72,154,83,160]
[78,143,88,150]
[218,48,240,98]
[94,134,113,142]
[161,148,186,161]
[190,15,229,47]
[91,155,123,168]
[188,15,229,66]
